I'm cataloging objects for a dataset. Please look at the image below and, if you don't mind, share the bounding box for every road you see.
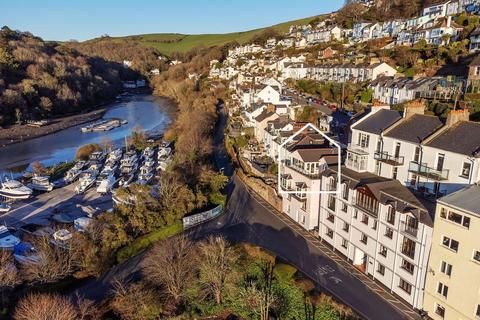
[75,105,419,320]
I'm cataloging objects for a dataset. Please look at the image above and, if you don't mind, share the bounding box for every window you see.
[377,263,385,276]
[361,213,369,225]
[343,222,350,233]
[394,142,401,158]
[341,238,348,249]
[360,233,368,244]
[399,278,412,295]
[326,228,333,239]
[435,304,445,318]
[342,185,349,200]
[301,201,306,211]
[461,162,472,179]
[436,153,445,171]
[402,237,416,259]
[442,236,459,252]
[473,250,480,263]
[379,245,387,257]
[386,206,395,225]
[476,304,480,319]
[440,261,452,276]
[437,282,449,298]
[401,259,414,274]
[353,209,358,219]
[327,212,335,223]
[413,146,420,163]
[358,133,370,148]
[442,210,470,229]
[385,227,393,239]
[341,202,348,213]
[327,195,336,211]
[372,220,377,230]
[392,167,398,180]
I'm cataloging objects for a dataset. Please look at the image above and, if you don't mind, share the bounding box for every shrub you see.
[75,143,101,160]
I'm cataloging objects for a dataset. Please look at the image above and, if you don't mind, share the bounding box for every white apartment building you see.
[319,166,434,309]
[349,105,480,198]
[280,136,339,230]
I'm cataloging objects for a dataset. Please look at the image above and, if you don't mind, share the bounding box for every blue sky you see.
[0,0,343,41]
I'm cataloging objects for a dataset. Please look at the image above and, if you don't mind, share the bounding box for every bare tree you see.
[142,235,195,305]
[14,293,77,320]
[110,279,161,320]
[0,251,20,306]
[31,161,46,175]
[197,235,237,305]
[22,235,80,284]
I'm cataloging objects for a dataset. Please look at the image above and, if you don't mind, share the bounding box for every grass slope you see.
[116,15,321,55]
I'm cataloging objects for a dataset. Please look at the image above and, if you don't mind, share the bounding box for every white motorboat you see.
[120,154,138,175]
[64,168,82,183]
[72,160,86,171]
[107,149,123,163]
[28,175,54,192]
[157,158,172,171]
[142,147,155,159]
[51,229,72,249]
[75,171,97,194]
[96,174,116,194]
[0,179,33,200]
[0,226,20,250]
[157,147,172,160]
[87,162,102,173]
[74,217,93,232]
[89,151,105,162]
[142,159,156,169]
[118,174,134,188]
[0,202,11,213]
[102,161,118,175]
[137,172,154,185]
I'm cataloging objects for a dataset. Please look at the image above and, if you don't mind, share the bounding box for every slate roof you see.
[325,166,433,226]
[254,110,276,122]
[439,184,480,216]
[295,147,338,162]
[384,114,444,143]
[353,109,402,134]
[425,121,480,156]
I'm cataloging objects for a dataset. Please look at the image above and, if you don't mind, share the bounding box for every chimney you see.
[266,103,276,113]
[447,16,452,28]
[371,100,391,113]
[446,109,470,127]
[403,100,425,119]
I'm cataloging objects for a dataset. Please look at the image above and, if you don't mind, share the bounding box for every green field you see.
[114,15,322,55]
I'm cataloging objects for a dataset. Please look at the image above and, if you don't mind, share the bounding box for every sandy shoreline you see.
[0,108,108,147]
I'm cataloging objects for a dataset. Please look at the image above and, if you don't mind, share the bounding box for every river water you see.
[0,94,175,172]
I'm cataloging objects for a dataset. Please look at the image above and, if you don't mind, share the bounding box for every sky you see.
[0,0,344,41]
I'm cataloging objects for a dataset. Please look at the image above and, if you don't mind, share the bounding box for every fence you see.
[182,205,223,229]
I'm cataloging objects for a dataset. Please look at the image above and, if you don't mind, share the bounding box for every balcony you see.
[409,162,449,181]
[374,151,404,166]
[401,246,415,260]
[401,221,418,238]
[287,163,322,179]
[352,196,379,217]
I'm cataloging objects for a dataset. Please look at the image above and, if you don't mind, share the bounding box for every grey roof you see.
[325,166,433,225]
[295,147,338,162]
[353,109,402,134]
[255,110,276,122]
[384,114,444,143]
[425,121,480,156]
[439,185,480,216]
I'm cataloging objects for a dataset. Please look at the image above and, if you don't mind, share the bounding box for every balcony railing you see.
[408,162,449,181]
[352,196,379,217]
[401,221,418,238]
[401,246,415,259]
[346,159,368,172]
[374,151,404,166]
[287,164,322,179]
